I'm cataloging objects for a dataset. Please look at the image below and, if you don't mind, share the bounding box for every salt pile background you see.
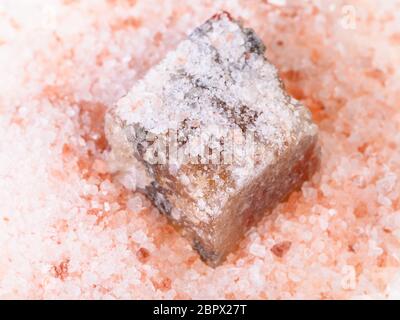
[0,0,400,299]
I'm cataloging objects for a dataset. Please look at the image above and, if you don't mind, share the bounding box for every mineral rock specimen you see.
[106,12,319,267]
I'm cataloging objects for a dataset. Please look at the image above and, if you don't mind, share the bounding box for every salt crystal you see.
[288,272,302,283]
[106,12,319,267]
[302,185,317,201]
[376,172,397,195]
[180,174,190,186]
[387,274,400,299]
[117,170,137,191]
[341,265,356,290]
[378,194,392,207]
[100,180,114,194]
[319,216,329,231]
[197,199,206,211]
[302,231,313,242]
[328,209,337,217]
[127,195,143,212]
[249,243,266,258]
[249,263,264,287]
[131,230,148,244]
[268,0,286,6]
[368,239,383,257]
[309,215,317,224]
[318,253,328,264]
[91,200,100,209]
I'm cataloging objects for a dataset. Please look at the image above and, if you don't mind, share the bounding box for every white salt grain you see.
[249,243,266,258]
[319,216,329,231]
[131,230,148,244]
[268,0,286,7]
[117,171,137,191]
[127,195,143,213]
[341,265,356,291]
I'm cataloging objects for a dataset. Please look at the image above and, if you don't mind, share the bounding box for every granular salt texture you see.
[106,12,319,266]
[0,0,400,299]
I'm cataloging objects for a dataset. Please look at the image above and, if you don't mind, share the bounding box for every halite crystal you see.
[106,12,319,267]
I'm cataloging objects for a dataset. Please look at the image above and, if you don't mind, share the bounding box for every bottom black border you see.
[0,299,395,318]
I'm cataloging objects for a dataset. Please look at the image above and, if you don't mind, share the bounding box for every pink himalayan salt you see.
[0,0,399,299]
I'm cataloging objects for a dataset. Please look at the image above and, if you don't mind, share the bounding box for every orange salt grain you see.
[390,33,400,45]
[306,98,327,123]
[52,259,69,281]
[365,69,385,85]
[185,255,198,267]
[357,143,369,154]
[136,247,150,263]
[152,277,172,292]
[112,17,142,31]
[153,32,163,46]
[354,203,368,218]
[174,292,191,300]
[311,49,320,64]
[281,69,303,82]
[160,278,172,291]
[62,144,74,158]
[225,292,236,299]
[93,159,107,174]
[271,241,292,258]
[286,84,305,100]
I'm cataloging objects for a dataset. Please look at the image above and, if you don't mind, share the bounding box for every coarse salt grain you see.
[117,170,137,191]
[131,230,148,245]
[127,195,143,213]
[249,243,267,258]
[341,265,356,291]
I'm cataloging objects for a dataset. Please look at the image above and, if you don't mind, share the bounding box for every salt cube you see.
[106,12,319,267]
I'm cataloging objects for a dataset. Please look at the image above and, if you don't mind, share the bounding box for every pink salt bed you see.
[0,0,400,299]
